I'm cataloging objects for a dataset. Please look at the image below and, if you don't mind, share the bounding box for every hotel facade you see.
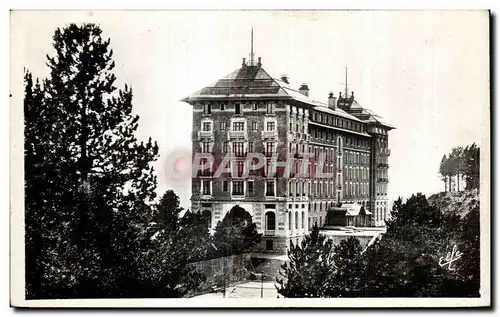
[182,50,395,254]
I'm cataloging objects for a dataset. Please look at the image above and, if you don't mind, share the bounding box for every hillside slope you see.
[427,189,479,218]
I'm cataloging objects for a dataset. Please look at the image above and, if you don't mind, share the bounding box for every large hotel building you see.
[182,45,395,254]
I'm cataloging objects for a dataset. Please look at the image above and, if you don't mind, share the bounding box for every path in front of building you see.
[193,281,279,299]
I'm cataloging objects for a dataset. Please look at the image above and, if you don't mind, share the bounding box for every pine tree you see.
[464,143,480,190]
[450,147,464,191]
[156,190,183,231]
[24,23,159,298]
[325,237,365,297]
[179,210,212,262]
[363,193,476,297]
[138,190,206,297]
[212,205,261,257]
[439,154,448,192]
[276,226,334,297]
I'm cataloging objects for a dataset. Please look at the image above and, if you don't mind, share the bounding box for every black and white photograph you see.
[9,10,490,307]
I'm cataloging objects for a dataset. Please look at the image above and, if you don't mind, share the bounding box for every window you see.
[200,158,211,176]
[267,121,275,131]
[233,142,245,157]
[301,211,305,229]
[266,102,275,114]
[223,142,228,153]
[202,142,210,153]
[247,180,254,193]
[220,122,226,130]
[266,240,274,251]
[266,180,275,196]
[220,104,225,111]
[232,181,244,195]
[266,142,274,156]
[248,141,254,153]
[253,103,258,111]
[202,180,211,195]
[202,122,211,131]
[235,104,241,114]
[252,122,257,131]
[203,104,211,114]
[233,121,245,131]
[265,212,276,230]
[236,161,244,177]
[295,212,298,229]
[222,180,228,192]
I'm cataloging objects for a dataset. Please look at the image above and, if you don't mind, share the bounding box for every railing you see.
[201,194,212,199]
[262,130,278,139]
[228,130,247,140]
[197,130,214,140]
[264,230,276,236]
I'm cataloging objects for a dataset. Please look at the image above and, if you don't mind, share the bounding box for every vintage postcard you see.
[10,10,491,307]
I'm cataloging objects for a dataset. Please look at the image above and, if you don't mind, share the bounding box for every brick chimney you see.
[299,84,309,97]
[328,92,337,110]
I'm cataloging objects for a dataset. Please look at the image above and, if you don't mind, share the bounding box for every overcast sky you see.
[12,10,489,209]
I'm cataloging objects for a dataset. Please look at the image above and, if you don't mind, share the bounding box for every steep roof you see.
[181,64,362,122]
[181,65,288,100]
[346,98,396,129]
[341,203,372,216]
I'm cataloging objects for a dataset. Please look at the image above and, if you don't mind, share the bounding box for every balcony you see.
[231,192,245,200]
[377,163,389,168]
[377,178,389,183]
[197,130,214,140]
[264,230,276,236]
[200,193,212,200]
[262,130,278,139]
[228,130,247,140]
